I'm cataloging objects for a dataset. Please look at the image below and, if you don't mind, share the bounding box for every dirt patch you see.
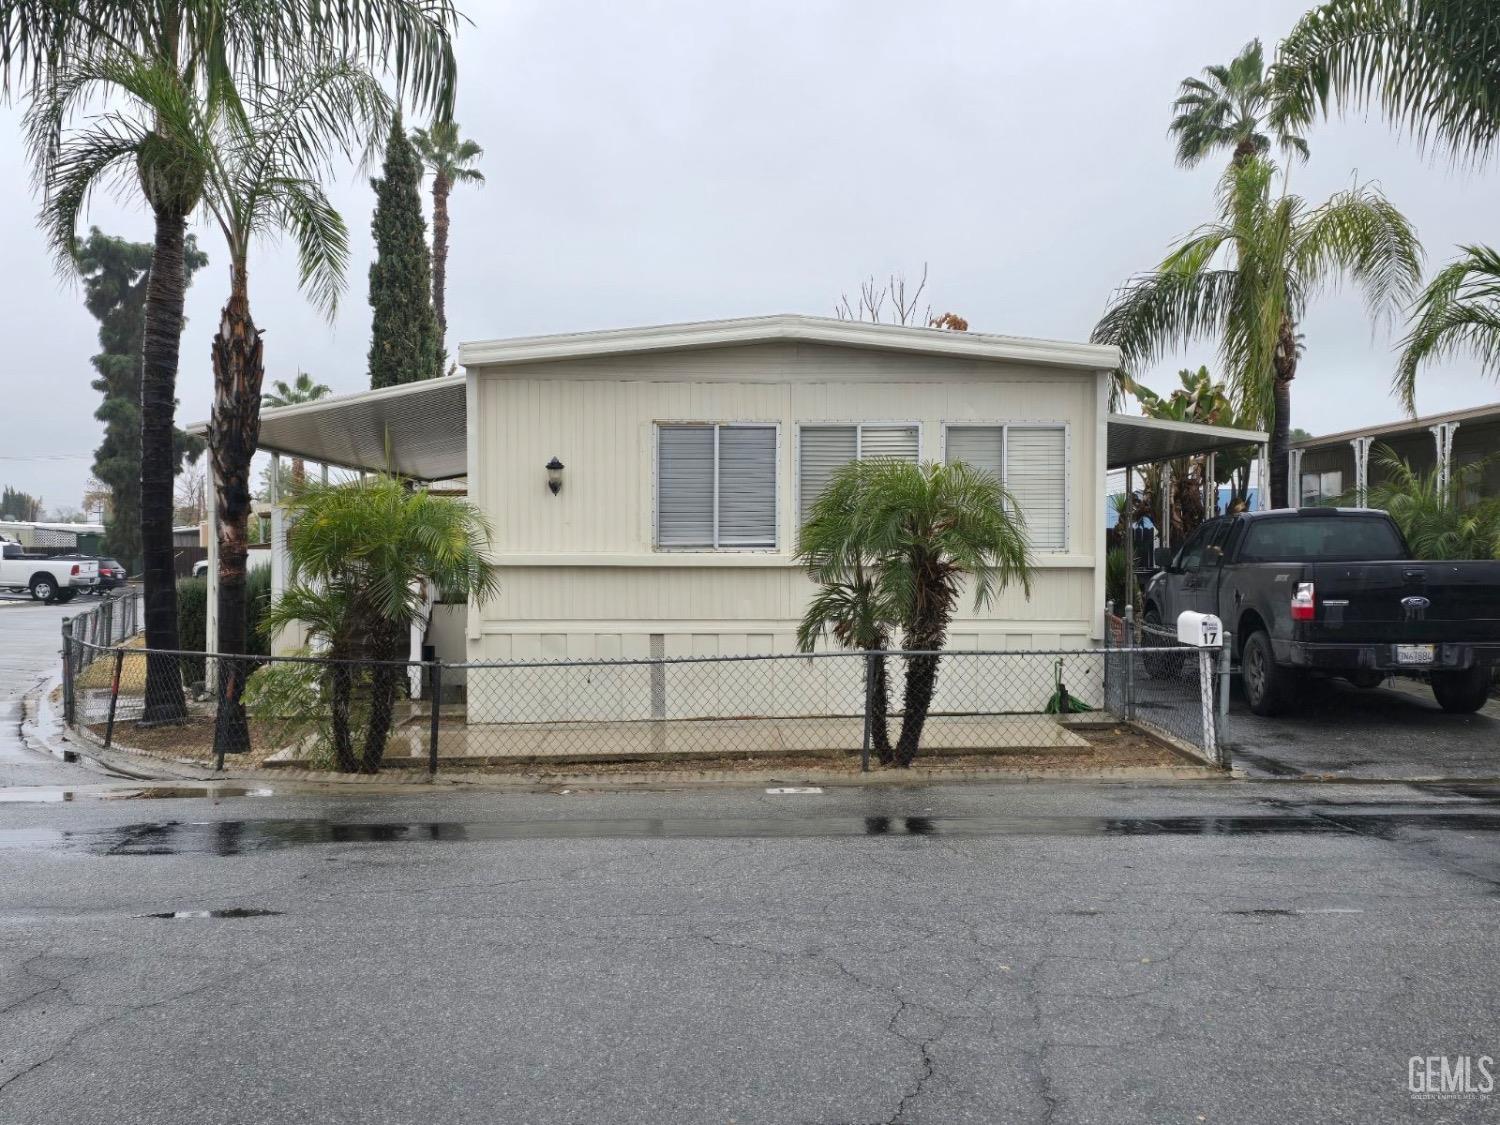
[446,726,1188,779]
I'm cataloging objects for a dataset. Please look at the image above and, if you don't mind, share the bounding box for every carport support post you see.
[1123,603,1136,720]
[1123,464,1136,615]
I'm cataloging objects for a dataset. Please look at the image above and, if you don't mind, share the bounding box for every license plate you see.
[1396,644,1435,665]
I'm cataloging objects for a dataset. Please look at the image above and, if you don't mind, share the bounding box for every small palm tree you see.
[261,475,500,773]
[263,371,333,486]
[410,119,483,353]
[855,460,1033,767]
[1366,447,1500,560]
[1093,156,1422,508]
[1170,39,1309,169]
[1395,245,1500,412]
[795,460,899,763]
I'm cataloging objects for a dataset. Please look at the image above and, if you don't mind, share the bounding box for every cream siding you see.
[466,340,1105,664]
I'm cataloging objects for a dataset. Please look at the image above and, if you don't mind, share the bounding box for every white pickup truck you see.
[0,538,98,602]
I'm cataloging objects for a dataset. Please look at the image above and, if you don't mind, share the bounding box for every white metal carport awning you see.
[1106,414,1267,469]
[187,374,469,481]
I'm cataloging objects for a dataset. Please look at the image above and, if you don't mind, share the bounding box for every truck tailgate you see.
[1308,561,1500,643]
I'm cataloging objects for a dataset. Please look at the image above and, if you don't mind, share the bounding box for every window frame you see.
[794,420,922,523]
[653,421,781,552]
[941,420,1071,553]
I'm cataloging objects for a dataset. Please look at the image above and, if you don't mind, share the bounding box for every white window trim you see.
[653,421,781,552]
[794,420,922,522]
[941,420,1071,553]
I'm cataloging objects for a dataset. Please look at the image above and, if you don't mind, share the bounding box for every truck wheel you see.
[1344,670,1385,690]
[1141,608,1185,679]
[1243,630,1295,716]
[55,589,77,604]
[1431,667,1491,714]
[28,576,56,602]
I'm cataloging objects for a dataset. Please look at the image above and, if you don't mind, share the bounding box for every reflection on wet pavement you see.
[3,810,1499,855]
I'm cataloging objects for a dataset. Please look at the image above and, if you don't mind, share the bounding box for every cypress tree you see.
[368,114,441,388]
[78,227,207,573]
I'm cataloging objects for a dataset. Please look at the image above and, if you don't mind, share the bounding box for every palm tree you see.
[854,460,1033,767]
[33,50,388,752]
[1093,157,1422,509]
[5,1,460,722]
[795,460,899,764]
[261,475,499,773]
[410,119,483,354]
[1170,39,1309,169]
[1366,446,1500,559]
[263,370,333,485]
[1275,0,1500,165]
[1394,246,1500,411]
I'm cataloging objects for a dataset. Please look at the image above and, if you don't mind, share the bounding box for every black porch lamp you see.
[546,457,565,495]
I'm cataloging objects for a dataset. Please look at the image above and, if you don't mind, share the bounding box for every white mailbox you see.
[1176,610,1223,648]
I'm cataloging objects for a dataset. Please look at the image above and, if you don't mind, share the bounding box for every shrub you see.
[175,567,271,683]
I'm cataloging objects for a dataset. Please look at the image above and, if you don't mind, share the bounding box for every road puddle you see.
[144,908,283,919]
[2,810,1498,855]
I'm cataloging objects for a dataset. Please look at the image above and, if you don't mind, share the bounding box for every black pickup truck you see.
[1144,508,1500,716]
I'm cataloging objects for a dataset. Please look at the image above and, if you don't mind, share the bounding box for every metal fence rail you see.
[61,618,1230,774]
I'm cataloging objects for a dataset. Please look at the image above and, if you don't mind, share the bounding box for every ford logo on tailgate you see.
[1401,595,1430,621]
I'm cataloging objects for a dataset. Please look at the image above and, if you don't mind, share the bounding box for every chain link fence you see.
[61,613,1230,773]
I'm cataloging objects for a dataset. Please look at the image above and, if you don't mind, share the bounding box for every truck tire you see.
[1344,669,1385,690]
[1431,667,1491,714]
[1243,630,1295,716]
[28,575,56,602]
[1141,608,1186,679]
[55,589,77,604]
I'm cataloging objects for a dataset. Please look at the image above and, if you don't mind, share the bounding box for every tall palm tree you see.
[1170,39,1309,169]
[410,119,483,354]
[1093,157,1422,508]
[263,370,332,485]
[4,0,460,722]
[1275,0,1500,165]
[854,460,1033,768]
[1395,245,1500,410]
[261,475,500,773]
[1274,3,1500,414]
[33,51,389,750]
[795,459,899,764]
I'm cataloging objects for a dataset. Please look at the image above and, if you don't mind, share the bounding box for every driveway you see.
[1229,674,1500,781]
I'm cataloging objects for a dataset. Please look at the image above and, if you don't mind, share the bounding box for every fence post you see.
[860,652,873,773]
[103,647,125,749]
[1216,630,1233,766]
[1122,603,1136,721]
[60,617,74,727]
[1102,601,1113,709]
[428,661,442,776]
[1197,646,1217,768]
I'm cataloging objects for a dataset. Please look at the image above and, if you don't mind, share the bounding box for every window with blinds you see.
[797,423,919,518]
[944,423,1068,551]
[656,424,777,549]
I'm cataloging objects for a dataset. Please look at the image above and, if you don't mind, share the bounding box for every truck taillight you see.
[1290,581,1315,621]
[70,564,79,576]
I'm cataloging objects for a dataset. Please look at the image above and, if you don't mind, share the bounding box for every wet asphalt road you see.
[3,603,1500,1123]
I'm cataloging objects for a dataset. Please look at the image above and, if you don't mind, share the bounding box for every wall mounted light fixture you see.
[546,457,565,495]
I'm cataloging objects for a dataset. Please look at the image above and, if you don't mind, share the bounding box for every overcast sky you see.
[2,0,1498,512]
